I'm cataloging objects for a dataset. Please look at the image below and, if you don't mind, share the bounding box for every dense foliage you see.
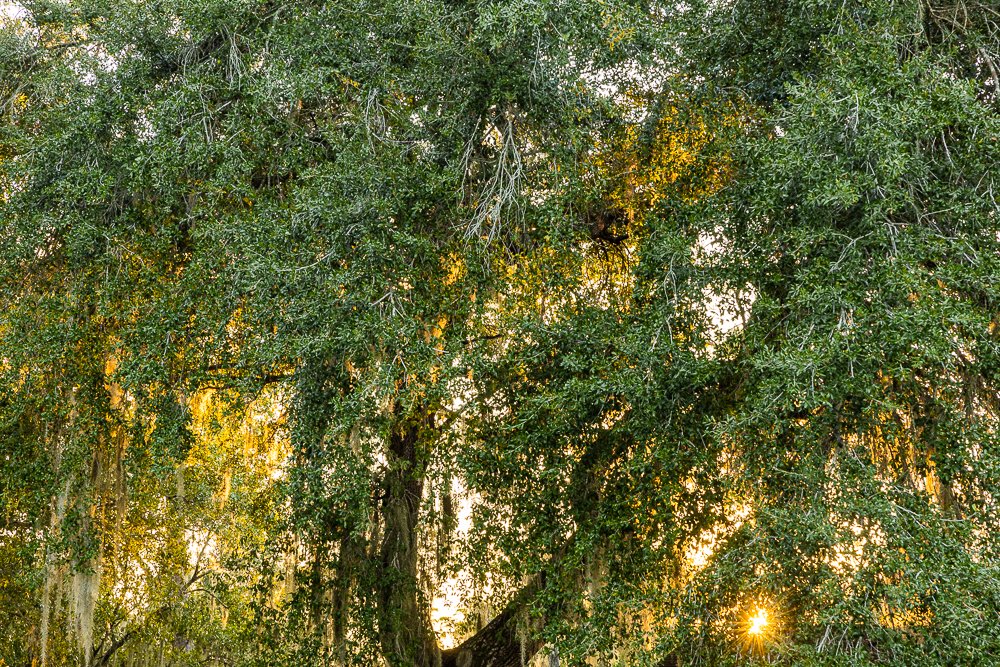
[2,1,999,666]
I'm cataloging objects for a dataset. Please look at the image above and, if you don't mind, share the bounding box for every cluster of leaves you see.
[1,1,999,666]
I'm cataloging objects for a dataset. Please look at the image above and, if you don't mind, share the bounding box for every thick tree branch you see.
[441,577,545,667]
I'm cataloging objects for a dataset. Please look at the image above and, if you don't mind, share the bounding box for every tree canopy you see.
[2,1,999,666]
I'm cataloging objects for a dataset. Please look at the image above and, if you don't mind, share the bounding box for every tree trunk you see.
[376,411,441,667]
[374,401,554,667]
[373,406,671,667]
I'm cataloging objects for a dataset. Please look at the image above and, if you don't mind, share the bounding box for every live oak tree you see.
[2,1,999,667]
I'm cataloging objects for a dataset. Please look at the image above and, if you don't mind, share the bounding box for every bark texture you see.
[441,578,545,667]
[376,412,441,667]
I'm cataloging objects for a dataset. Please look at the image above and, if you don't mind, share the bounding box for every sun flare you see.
[747,607,769,637]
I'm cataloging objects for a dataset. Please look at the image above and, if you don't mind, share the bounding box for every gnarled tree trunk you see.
[376,410,441,667]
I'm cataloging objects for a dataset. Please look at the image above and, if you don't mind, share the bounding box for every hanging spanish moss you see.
[40,479,73,667]
[70,563,101,667]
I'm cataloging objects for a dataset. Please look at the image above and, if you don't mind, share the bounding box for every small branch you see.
[461,333,502,346]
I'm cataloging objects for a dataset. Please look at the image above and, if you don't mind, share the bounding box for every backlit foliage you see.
[2,1,1000,667]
